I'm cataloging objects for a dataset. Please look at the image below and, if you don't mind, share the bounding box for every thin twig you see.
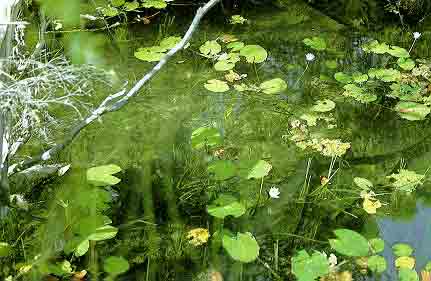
[9,0,221,175]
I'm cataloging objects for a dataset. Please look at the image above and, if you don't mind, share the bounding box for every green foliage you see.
[135,36,181,62]
[207,195,246,219]
[222,232,260,263]
[191,127,222,149]
[369,238,385,253]
[334,72,352,84]
[392,243,414,257]
[141,0,167,9]
[354,177,373,190]
[395,102,430,121]
[368,68,401,82]
[87,164,122,186]
[291,250,329,281]
[239,45,268,63]
[343,84,377,103]
[311,99,336,112]
[204,79,230,92]
[104,256,130,276]
[246,160,272,179]
[207,160,236,180]
[230,15,247,25]
[387,169,425,192]
[397,58,415,71]
[0,242,11,257]
[329,229,369,257]
[398,269,419,281]
[303,37,327,51]
[200,41,222,56]
[368,255,387,274]
[259,78,288,94]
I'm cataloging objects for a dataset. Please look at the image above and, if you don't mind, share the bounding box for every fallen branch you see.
[9,0,221,175]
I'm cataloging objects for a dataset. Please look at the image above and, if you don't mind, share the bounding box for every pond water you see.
[3,1,431,280]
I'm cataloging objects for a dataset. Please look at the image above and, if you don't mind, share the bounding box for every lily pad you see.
[303,37,327,51]
[397,58,415,71]
[134,47,165,62]
[388,46,410,58]
[352,72,368,83]
[190,127,221,149]
[226,41,245,52]
[343,84,377,103]
[159,36,181,49]
[334,72,352,84]
[207,160,236,180]
[259,78,287,94]
[392,243,414,257]
[222,232,260,263]
[87,164,122,186]
[329,229,369,257]
[368,68,401,82]
[362,40,390,54]
[111,0,125,7]
[398,269,419,281]
[369,238,385,253]
[354,177,373,190]
[88,225,118,241]
[325,60,337,69]
[207,195,246,219]
[395,102,430,121]
[396,257,416,269]
[247,160,272,179]
[200,40,221,56]
[74,239,90,257]
[239,45,267,63]
[141,0,167,9]
[204,79,230,93]
[104,256,130,276]
[368,255,387,274]
[311,99,336,112]
[214,60,236,71]
[124,1,139,11]
[291,250,330,281]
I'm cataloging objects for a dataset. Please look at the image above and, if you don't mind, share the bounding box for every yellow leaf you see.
[363,198,382,214]
[186,228,210,246]
[395,256,415,269]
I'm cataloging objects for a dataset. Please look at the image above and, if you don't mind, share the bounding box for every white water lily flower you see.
[413,32,421,39]
[268,187,280,199]
[305,53,315,62]
[328,253,338,267]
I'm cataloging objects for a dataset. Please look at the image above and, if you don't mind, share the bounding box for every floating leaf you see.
[247,160,272,179]
[352,72,368,83]
[303,37,327,51]
[191,127,221,149]
[124,1,139,11]
[87,164,122,186]
[368,68,401,82]
[159,36,181,49]
[111,0,125,7]
[200,40,221,56]
[362,40,390,54]
[227,41,245,52]
[368,255,387,274]
[204,79,230,93]
[325,60,337,69]
[88,225,118,241]
[387,169,425,192]
[259,78,287,94]
[369,238,385,253]
[207,160,236,180]
[395,102,430,121]
[222,232,259,263]
[388,46,410,58]
[354,177,373,190]
[102,6,119,17]
[343,84,377,103]
[334,72,352,84]
[74,239,89,257]
[291,250,330,281]
[311,99,336,112]
[104,256,130,276]
[214,60,236,71]
[0,242,11,257]
[134,47,165,62]
[187,228,210,246]
[239,45,267,63]
[207,195,246,219]
[398,58,415,71]
[398,269,419,281]
[329,229,369,257]
[141,0,167,9]
[392,243,414,257]
[396,257,416,269]
[230,15,247,25]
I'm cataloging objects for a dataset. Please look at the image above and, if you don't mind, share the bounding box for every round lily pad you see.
[259,78,287,94]
[239,45,267,63]
[204,79,230,92]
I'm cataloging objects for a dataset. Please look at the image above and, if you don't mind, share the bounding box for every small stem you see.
[146,257,150,281]
[253,63,260,83]
[257,257,282,280]
[294,63,309,88]
[409,38,417,54]
[274,239,279,271]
